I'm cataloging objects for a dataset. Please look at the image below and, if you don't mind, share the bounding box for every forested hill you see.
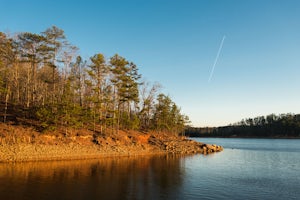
[186,113,300,138]
[0,26,189,134]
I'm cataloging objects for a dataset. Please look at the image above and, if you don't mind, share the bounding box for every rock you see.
[200,143,223,153]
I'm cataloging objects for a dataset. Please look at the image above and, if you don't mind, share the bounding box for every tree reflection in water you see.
[0,155,185,200]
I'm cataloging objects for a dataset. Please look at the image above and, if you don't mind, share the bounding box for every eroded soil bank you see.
[0,124,223,162]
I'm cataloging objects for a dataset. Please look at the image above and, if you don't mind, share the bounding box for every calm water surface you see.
[0,138,299,200]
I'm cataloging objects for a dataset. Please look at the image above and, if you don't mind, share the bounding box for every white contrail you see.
[208,35,226,82]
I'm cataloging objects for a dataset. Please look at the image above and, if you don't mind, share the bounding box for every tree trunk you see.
[4,86,10,123]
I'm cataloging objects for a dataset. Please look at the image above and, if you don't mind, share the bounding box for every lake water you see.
[0,138,299,200]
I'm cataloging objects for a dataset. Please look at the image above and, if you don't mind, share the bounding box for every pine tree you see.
[87,53,109,133]
[110,54,141,130]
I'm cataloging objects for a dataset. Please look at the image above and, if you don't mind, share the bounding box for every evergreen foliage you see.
[0,27,188,134]
[186,113,300,138]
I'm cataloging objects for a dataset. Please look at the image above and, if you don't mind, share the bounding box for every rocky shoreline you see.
[0,125,223,162]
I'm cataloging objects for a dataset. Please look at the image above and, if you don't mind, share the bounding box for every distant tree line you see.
[0,26,189,134]
[186,113,300,138]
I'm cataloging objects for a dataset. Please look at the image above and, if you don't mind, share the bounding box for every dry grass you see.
[0,123,99,146]
[0,123,38,145]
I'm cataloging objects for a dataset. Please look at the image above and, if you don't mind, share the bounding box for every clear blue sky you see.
[1,0,300,126]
